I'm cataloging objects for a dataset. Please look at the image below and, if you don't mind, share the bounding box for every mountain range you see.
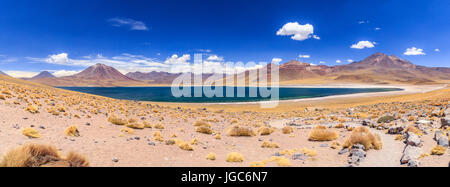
[20,53,450,87]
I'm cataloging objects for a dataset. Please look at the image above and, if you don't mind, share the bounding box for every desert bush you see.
[308,126,339,141]
[22,128,40,138]
[120,128,134,134]
[65,126,80,137]
[25,105,39,114]
[330,141,340,149]
[377,115,395,123]
[206,153,216,160]
[0,144,89,167]
[126,123,145,129]
[258,126,274,136]
[226,152,244,162]
[0,94,5,100]
[196,126,213,134]
[343,126,383,150]
[227,125,255,137]
[250,161,266,167]
[404,126,424,136]
[194,120,211,127]
[261,141,280,148]
[300,148,317,157]
[107,115,127,125]
[431,145,446,155]
[282,126,294,134]
[154,123,165,129]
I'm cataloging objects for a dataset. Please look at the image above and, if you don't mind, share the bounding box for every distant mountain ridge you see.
[28,53,450,87]
[32,71,55,79]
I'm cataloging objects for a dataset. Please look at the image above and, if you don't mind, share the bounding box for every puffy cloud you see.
[271,58,282,64]
[435,48,440,52]
[320,61,326,64]
[164,54,191,65]
[347,59,354,63]
[351,41,375,49]
[298,54,310,58]
[46,53,70,64]
[375,27,381,31]
[108,18,148,31]
[404,47,426,56]
[277,22,318,41]
[336,60,342,63]
[207,55,224,61]
[51,70,81,77]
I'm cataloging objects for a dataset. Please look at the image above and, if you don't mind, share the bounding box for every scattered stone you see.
[407,159,420,167]
[406,132,423,147]
[401,145,422,164]
[388,124,404,134]
[134,136,140,140]
[437,136,449,147]
[441,118,450,128]
[320,144,329,148]
[112,158,119,162]
[85,122,91,126]
[338,148,349,155]
[378,115,395,123]
[362,121,369,126]
[416,120,431,125]
[434,130,445,141]
[148,142,156,146]
[272,152,282,157]
[39,126,45,129]
[292,154,307,160]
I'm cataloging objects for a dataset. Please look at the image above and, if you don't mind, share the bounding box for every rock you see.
[401,145,422,164]
[378,116,395,123]
[407,159,420,167]
[320,144,329,148]
[441,118,450,128]
[85,122,91,126]
[437,136,449,147]
[350,149,366,158]
[112,158,119,162]
[388,124,405,134]
[148,142,156,146]
[352,144,366,150]
[362,121,369,126]
[134,136,140,140]
[416,120,431,125]
[292,154,307,160]
[338,148,349,155]
[273,152,282,157]
[406,132,423,147]
[434,130,445,141]
[39,126,45,129]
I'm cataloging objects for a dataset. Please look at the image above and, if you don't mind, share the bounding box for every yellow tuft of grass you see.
[65,126,80,137]
[143,121,152,128]
[335,123,344,128]
[282,126,294,134]
[206,153,216,160]
[258,126,275,136]
[126,123,145,129]
[25,105,39,114]
[300,148,317,157]
[308,125,339,141]
[404,126,424,136]
[343,126,383,150]
[107,115,127,125]
[276,156,291,167]
[190,138,198,145]
[0,144,89,167]
[261,141,280,148]
[330,141,341,149]
[120,128,134,134]
[227,125,255,137]
[431,145,446,155]
[250,161,266,167]
[214,133,221,139]
[22,128,40,138]
[226,152,244,162]
[0,94,5,100]
[196,126,214,134]
[154,123,165,129]
[194,120,211,127]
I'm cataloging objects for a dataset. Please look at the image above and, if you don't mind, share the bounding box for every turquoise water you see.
[59,87,402,103]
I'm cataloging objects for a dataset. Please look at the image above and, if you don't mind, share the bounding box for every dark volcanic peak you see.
[73,63,134,81]
[350,52,415,69]
[0,71,7,76]
[32,71,55,79]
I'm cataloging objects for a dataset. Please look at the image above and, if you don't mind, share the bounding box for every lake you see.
[59,87,402,103]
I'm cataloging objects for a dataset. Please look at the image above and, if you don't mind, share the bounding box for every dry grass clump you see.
[282,126,294,134]
[262,156,291,167]
[194,120,211,127]
[120,128,134,134]
[0,144,89,167]
[25,105,39,114]
[107,115,127,125]
[404,126,424,136]
[153,131,164,142]
[206,153,216,160]
[308,126,339,141]
[226,152,244,162]
[431,145,446,155]
[258,126,275,136]
[22,128,40,138]
[126,123,145,129]
[154,123,165,129]
[300,148,317,157]
[343,126,383,150]
[168,139,194,151]
[227,125,255,137]
[261,141,280,148]
[334,123,344,128]
[250,161,266,167]
[196,126,214,134]
[0,94,5,100]
[65,125,80,137]
[330,141,341,149]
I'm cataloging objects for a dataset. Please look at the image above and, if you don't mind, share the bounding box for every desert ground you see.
[0,75,449,167]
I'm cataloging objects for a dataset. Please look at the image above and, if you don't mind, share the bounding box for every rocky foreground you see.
[0,76,449,167]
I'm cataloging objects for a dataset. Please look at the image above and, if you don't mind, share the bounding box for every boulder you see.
[437,136,449,147]
[401,145,422,164]
[388,124,405,134]
[378,116,395,123]
[441,118,450,128]
[407,159,420,167]
[434,130,445,141]
[416,120,431,125]
[406,132,423,147]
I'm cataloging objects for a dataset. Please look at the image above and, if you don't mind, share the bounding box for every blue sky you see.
[0,0,449,77]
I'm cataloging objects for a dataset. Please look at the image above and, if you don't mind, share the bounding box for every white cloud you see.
[404,47,426,56]
[351,41,375,49]
[336,60,342,63]
[51,70,81,77]
[4,71,38,78]
[320,61,326,64]
[298,54,310,58]
[197,49,212,53]
[207,55,224,61]
[310,63,317,66]
[358,20,369,24]
[375,27,381,31]
[271,58,282,64]
[347,59,354,63]
[164,54,191,65]
[1,57,18,63]
[108,18,148,31]
[277,22,318,41]
[46,53,70,64]
[435,48,440,52]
